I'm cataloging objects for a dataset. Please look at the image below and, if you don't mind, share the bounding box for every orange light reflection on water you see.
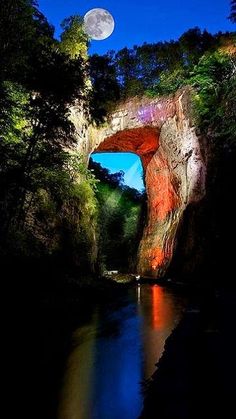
[152,285,173,330]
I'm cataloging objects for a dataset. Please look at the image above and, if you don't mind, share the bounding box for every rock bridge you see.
[71,88,206,278]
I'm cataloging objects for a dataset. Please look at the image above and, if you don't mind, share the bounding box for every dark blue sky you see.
[38,0,234,55]
[38,0,235,191]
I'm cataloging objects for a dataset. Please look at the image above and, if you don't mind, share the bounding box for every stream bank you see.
[140,285,236,419]
[38,282,187,419]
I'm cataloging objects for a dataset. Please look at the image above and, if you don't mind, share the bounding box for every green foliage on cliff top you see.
[94,25,235,148]
[97,28,234,99]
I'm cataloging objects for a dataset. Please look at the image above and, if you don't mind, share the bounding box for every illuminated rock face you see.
[72,89,206,278]
[95,127,159,170]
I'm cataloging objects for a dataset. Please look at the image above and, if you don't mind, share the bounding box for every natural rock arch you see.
[71,89,206,278]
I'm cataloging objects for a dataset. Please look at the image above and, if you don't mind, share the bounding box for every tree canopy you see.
[0,0,97,273]
[91,28,234,100]
[229,0,236,23]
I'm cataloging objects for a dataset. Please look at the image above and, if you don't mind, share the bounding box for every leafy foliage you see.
[229,0,236,23]
[117,30,236,151]
[96,28,222,98]
[60,15,89,60]
[189,52,236,139]
[0,1,98,274]
[89,54,120,123]
[93,28,234,100]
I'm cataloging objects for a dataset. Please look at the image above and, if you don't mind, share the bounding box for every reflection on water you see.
[152,285,178,331]
[59,285,186,419]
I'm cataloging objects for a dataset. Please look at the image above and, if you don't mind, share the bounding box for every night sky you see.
[38,0,234,55]
[38,0,235,191]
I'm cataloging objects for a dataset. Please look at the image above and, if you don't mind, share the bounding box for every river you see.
[52,284,186,419]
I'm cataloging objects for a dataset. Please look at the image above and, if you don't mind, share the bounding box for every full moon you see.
[84,8,115,41]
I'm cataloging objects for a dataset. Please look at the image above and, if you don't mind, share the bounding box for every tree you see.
[100,28,218,98]
[229,0,236,23]
[189,51,236,140]
[179,27,215,67]
[89,160,124,188]
[0,0,54,83]
[60,15,89,60]
[0,1,93,271]
[89,54,120,123]
[113,47,144,97]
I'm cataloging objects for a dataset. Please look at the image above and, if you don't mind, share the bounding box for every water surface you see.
[58,285,186,419]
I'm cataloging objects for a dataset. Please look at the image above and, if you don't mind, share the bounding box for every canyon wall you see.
[71,88,206,278]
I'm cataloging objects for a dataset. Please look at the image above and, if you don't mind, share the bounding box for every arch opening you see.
[89,152,147,273]
[89,126,179,279]
[84,92,206,278]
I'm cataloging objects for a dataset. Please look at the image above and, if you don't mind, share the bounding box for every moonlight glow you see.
[83,8,115,41]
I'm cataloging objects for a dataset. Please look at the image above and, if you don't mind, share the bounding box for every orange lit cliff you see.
[71,88,206,278]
